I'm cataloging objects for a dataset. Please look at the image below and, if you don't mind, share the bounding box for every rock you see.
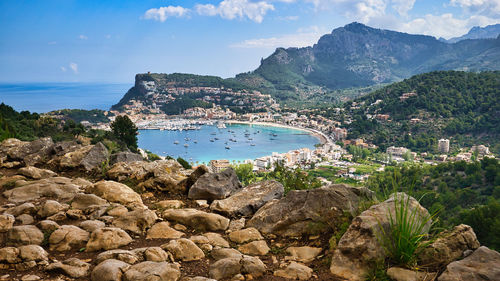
[203,232,230,248]
[3,177,83,204]
[0,137,53,166]
[5,202,36,216]
[112,209,157,234]
[18,166,56,179]
[107,204,129,217]
[86,227,133,252]
[155,200,184,210]
[16,214,34,225]
[241,255,267,277]
[211,248,243,261]
[209,258,242,280]
[0,214,15,232]
[109,151,143,165]
[211,180,284,217]
[123,261,181,281]
[59,145,93,169]
[95,249,140,264]
[274,262,313,280]
[418,224,480,269]
[0,247,20,263]
[71,193,109,210]
[45,258,91,278]
[91,259,130,281]
[330,193,431,281]
[285,246,322,263]
[238,240,270,256]
[38,200,69,218]
[46,211,67,222]
[162,238,205,261]
[229,218,246,232]
[247,184,374,237]
[49,225,90,251]
[184,165,209,189]
[79,220,105,232]
[229,228,263,244]
[162,208,229,231]
[80,142,109,171]
[0,175,25,189]
[20,275,40,281]
[146,222,184,239]
[438,246,500,281]
[37,220,59,232]
[51,140,81,156]
[182,278,216,281]
[190,235,210,245]
[7,225,44,246]
[89,180,144,209]
[18,245,48,262]
[387,267,437,281]
[188,167,242,200]
[140,247,172,262]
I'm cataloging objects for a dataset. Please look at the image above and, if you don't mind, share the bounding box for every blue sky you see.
[0,0,498,83]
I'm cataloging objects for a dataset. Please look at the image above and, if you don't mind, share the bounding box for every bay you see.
[137,123,319,164]
[0,83,131,113]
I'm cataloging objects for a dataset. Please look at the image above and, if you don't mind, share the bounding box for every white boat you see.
[174,141,179,144]
[250,143,256,146]
[193,140,198,143]
[184,144,189,147]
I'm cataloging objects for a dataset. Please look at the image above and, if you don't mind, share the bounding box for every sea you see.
[138,124,319,164]
[0,83,319,163]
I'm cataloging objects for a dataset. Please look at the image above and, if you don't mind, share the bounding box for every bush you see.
[177,157,192,169]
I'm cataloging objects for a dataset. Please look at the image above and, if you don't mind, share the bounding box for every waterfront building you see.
[209,159,230,173]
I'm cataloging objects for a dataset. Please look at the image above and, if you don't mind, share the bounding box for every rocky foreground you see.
[0,137,498,281]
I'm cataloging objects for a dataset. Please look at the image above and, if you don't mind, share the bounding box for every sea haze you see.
[0,83,131,113]
[138,124,319,164]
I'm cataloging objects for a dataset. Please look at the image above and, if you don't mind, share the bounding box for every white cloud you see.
[48,41,57,45]
[230,25,324,48]
[79,34,88,40]
[399,13,500,39]
[143,6,190,22]
[450,0,500,17]
[69,62,78,74]
[60,66,66,72]
[391,0,415,15]
[196,0,275,23]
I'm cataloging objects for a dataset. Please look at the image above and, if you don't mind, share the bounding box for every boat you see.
[216,122,226,129]
[225,146,231,150]
[184,144,189,147]
[210,139,215,142]
[193,140,198,143]
[210,132,216,135]
[184,137,190,141]
[250,143,256,146]
[248,138,253,140]
[214,137,219,140]
[174,141,179,144]
[272,133,278,137]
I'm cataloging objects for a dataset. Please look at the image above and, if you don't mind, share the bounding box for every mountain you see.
[235,22,500,100]
[346,70,500,153]
[445,24,500,43]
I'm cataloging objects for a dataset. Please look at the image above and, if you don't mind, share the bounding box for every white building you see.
[438,139,450,154]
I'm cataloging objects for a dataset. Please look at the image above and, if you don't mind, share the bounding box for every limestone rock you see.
[438,246,500,281]
[387,267,437,281]
[95,249,140,264]
[7,225,44,246]
[18,245,48,262]
[238,240,270,256]
[18,166,56,179]
[211,248,243,261]
[37,220,59,232]
[184,165,209,189]
[109,151,143,165]
[112,209,157,234]
[38,200,69,218]
[49,225,90,251]
[146,222,184,239]
[91,259,130,281]
[274,262,313,280]
[248,184,374,237]
[162,238,205,261]
[59,145,93,169]
[203,232,230,248]
[211,180,284,217]
[89,180,144,209]
[285,246,322,263]
[0,214,15,232]
[4,202,36,217]
[188,167,242,200]
[0,137,53,166]
[71,193,109,210]
[418,224,480,269]
[3,177,83,204]
[229,218,246,231]
[0,247,20,263]
[330,193,430,281]
[123,261,181,281]
[80,142,109,171]
[141,247,171,262]
[86,227,133,252]
[155,200,184,210]
[229,228,263,244]
[209,258,242,280]
[162,208,229,231]
[79,220,105,233]
[46,258,91,278]
[16,214,34,225]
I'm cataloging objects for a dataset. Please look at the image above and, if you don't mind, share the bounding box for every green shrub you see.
[177,157,192,169]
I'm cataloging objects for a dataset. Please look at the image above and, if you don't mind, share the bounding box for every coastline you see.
[225,120,331,145]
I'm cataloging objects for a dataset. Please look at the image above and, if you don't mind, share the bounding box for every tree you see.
[111,115,138,151]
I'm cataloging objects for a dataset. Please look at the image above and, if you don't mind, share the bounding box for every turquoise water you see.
[138,124,319,164]
[0,83,131,113]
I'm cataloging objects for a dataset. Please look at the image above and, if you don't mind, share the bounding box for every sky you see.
[0,0,499,83]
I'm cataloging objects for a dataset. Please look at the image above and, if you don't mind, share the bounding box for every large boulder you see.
[112,209,158,234]
[330,193,431,281]
[247,184,374,237]
[3,177,83,203]
[0,137,54,166]
[89,180,144,209]
[18,166,57,179]
[49,225,90,251]
[188,167,242,200]
[6,225,44,246]
[438,246,500,281]
[86,227,133,252]
[109,151,143,165]
[184,165,209,189]
[418,224,480,269]
[211,180,284,217]
[123,261,180,281]
[80,142,109,171]
[162,208,229,231]
[59,145,93,169]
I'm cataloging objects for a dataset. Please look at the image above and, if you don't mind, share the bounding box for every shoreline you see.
[226,120,330,145]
